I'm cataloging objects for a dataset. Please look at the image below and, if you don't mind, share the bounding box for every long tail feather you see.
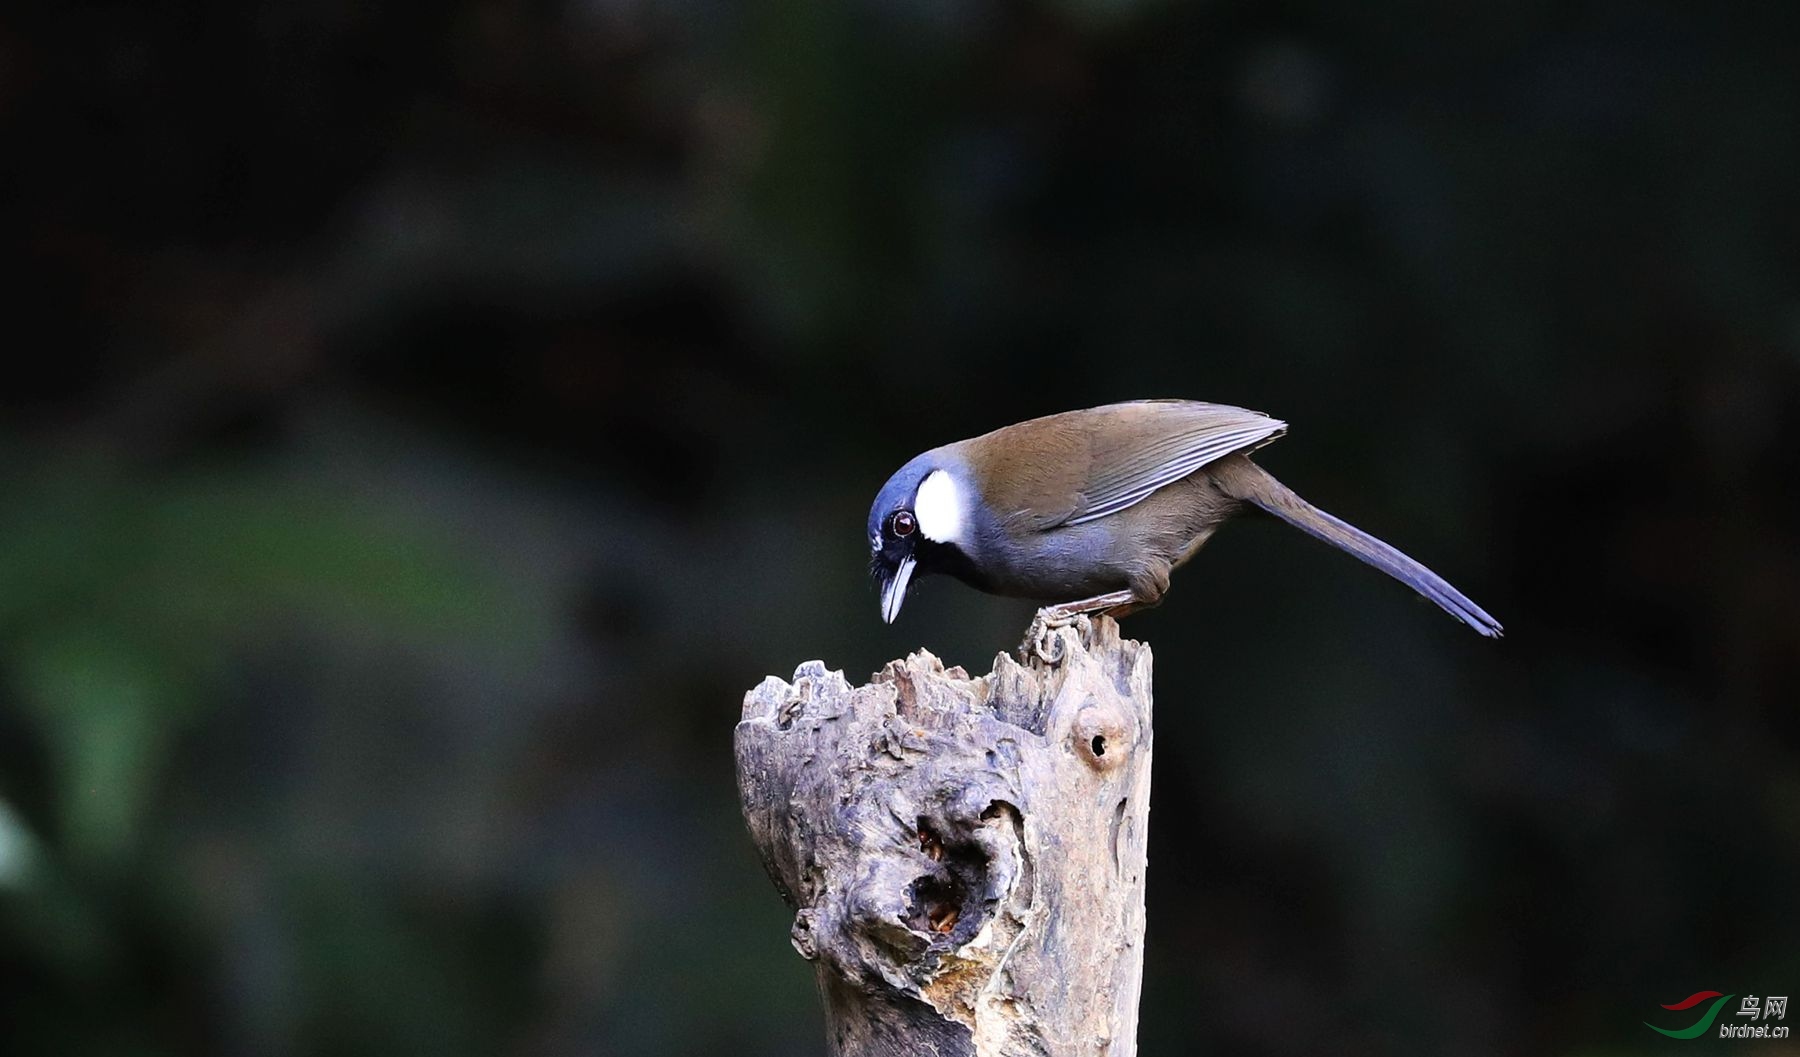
[1214,458,1503,638]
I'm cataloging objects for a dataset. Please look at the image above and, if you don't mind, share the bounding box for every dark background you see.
[3,1,1799,1054]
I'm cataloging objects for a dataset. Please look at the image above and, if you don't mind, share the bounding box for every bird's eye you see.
[891,510,916,537]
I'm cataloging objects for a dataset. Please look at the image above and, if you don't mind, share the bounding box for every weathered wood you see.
[735,617,1153,1057]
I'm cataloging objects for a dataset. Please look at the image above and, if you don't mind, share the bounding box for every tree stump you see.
[734,617,1154,1057]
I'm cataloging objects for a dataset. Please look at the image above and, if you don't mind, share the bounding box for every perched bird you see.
[867,399,1501,637]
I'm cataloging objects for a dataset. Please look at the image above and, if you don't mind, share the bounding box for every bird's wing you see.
[1061,401,1287,525]
[964,400,1287,531]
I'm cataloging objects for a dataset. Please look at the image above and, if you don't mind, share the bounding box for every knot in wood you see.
[1073,701,1131,771]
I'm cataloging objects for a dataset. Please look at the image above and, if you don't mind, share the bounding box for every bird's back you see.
[957,400,1286,531]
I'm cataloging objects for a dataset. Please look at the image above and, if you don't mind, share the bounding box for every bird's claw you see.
[1022,607,1093,666]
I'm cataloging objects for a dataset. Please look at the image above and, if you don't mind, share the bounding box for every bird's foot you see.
[1020,591,1137,665]
[1023,609,1089,665]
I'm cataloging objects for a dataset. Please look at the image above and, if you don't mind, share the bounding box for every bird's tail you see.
[1211,457,1503,638]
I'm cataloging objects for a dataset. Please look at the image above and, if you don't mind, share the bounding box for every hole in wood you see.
[1075,703,1127,771]
[906,874,967,935]
[917,819,943,862]
[905,818,992,939]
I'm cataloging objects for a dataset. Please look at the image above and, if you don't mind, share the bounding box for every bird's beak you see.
[880,556,916,624]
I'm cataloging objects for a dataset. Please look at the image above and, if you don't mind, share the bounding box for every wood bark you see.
[734,617,1153,1057]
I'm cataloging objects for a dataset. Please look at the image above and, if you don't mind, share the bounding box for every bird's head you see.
[867,454,971,624]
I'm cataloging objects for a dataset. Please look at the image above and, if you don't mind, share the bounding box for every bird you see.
[867,399,1501,637]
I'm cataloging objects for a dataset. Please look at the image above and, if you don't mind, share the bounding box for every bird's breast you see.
[955,518,1132,602]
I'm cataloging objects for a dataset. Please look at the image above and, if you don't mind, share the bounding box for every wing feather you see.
[1060,402,1286,526]
[958,400,1288,532]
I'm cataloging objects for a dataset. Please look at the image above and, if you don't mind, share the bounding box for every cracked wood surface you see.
[734,618,1153,1057]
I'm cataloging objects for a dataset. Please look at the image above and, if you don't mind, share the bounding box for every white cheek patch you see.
[913,469,965,544]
